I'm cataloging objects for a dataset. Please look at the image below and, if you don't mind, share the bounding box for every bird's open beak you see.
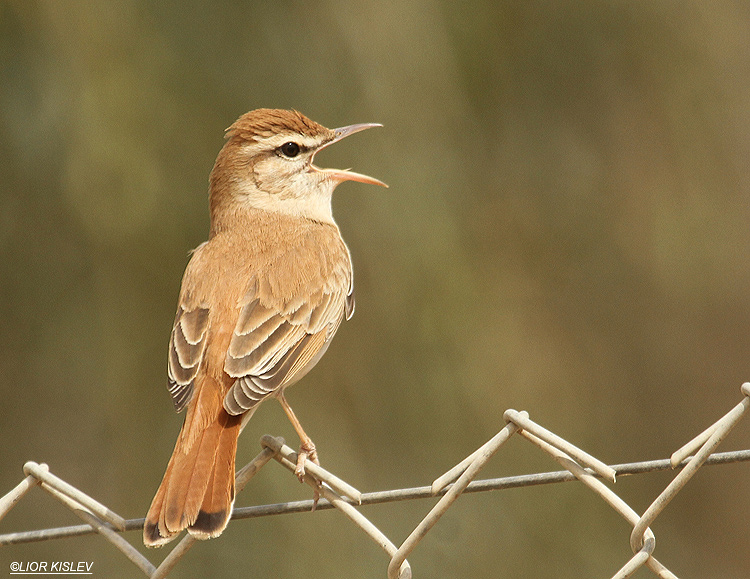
[311,123,388,188]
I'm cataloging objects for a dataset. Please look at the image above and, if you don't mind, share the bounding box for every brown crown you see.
[226,108,330,141]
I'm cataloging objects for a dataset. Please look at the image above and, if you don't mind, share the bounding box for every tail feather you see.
[186,410,239,538]
[163,416,221,532]
[144,402,242,547]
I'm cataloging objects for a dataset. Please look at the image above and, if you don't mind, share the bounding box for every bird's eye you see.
[279,142,301,158]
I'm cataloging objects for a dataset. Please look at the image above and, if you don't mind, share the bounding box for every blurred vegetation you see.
[2,1,750,577]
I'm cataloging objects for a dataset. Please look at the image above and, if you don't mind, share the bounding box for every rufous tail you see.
[143,390,242,547]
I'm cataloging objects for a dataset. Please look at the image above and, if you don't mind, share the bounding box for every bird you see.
[143,108,385,547]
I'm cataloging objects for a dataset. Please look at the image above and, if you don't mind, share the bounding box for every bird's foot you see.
[295,439,318,480]
[296,440,321,509]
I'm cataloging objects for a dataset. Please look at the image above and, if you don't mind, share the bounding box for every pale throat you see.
[234,177,337,225]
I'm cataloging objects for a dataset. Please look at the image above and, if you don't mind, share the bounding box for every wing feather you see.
[223,288,348,416]
[235,298,276,335]
[167,305,209,412]
[179,307,210,344]
[227,316,285,360]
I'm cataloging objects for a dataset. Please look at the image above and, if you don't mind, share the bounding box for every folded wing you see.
[223,277,354,415]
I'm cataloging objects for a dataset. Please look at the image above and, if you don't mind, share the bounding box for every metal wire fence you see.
[2,383,750,578]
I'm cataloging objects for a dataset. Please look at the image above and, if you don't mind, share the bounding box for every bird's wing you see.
[222,276,353,415]
[167,305,210,412]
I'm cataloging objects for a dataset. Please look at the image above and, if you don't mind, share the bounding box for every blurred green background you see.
[2,1,750,577]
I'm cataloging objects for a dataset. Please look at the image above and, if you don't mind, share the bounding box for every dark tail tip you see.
[143,520,171,548]
[189,509,231,539]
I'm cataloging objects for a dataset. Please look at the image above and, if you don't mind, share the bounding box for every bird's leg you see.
[278,392,322,508]
[278,392,320,480]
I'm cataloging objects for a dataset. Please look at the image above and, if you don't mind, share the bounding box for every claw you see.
[295,450,309,480]
[295,440,321,510]
[311,486,320,511]
[295,439,318,481]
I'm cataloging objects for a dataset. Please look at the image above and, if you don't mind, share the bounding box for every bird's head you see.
[209,109,386,228]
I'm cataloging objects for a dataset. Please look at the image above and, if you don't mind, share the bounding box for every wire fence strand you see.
[2,383,749,578]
